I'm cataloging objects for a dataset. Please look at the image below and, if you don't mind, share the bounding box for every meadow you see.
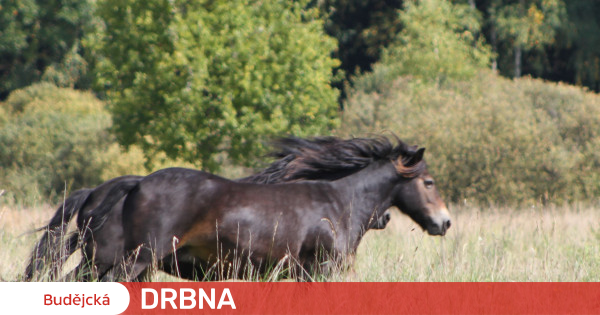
[2,0,599,286]
[2,202,598,282]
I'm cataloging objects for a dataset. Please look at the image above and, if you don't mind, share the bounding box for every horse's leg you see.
[296,246,348,282]
[132,267,154,282]
[109,246,153,281]
[296,263,315,282]
[159,247,213,281]
[160,254,203,281]
[295,251,318,282]
[117,238,182,281]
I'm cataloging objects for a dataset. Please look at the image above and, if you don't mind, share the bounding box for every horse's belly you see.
[184,240,217,261]
[178,219,219,261]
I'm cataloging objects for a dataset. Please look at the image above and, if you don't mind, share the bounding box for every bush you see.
[342,70,600,205]
[0,83,146,205]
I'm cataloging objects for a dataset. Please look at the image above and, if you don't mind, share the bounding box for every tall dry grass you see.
[352,204,600,281]
[2,203,599,282]
[0,204,55,281]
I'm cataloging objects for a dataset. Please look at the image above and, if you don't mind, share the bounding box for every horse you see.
[25,138,391,281]
[87,136,450,281]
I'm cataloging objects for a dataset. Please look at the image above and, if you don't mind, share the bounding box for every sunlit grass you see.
[0,204,53,281]
[353,204,600,281]
[2,203,599,282]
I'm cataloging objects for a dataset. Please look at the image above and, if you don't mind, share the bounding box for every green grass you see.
[2,203,599,282]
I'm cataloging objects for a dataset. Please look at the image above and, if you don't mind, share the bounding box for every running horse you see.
[88,136,450,281]
[25,137,391,281]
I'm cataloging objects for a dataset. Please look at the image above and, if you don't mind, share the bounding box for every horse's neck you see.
[332,161,396,227]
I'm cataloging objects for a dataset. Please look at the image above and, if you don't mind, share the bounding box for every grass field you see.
[1,203,599,282]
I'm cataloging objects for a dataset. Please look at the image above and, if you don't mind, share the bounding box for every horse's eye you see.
[424,179,434,188]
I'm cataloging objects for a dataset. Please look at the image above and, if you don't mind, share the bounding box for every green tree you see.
[318,0,404,86]
[489,0,567,78]
[380,0,492,83]
[0,0,94,99]
[89,0,340,170]
[459,0,600,92]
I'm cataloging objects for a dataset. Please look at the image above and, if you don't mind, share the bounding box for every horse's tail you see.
[24,188,92,281]
[79,180,139,248]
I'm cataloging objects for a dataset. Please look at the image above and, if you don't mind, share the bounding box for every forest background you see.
[1,0,600,207]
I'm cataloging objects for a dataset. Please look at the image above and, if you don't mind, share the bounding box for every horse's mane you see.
[239,136,426,183]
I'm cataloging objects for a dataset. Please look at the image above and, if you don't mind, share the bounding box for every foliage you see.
[490,0,566,51]
[318,0,404,81]
[1,0,599,103]
[489,0,567,77]
[468,0,600,92]
[0,83,146,205]
[381,0,492,83]
[319,0,599,93]
[89,0,340,171]
[560,1,600,91]
[343,70,600,205]
[0,0,95,100]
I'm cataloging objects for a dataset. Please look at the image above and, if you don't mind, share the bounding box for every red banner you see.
[121,282,600,314]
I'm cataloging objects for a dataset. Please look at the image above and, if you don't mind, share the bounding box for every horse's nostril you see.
[445,219,452,229]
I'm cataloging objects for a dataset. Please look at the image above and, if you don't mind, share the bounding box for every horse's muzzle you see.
[427,213,451,236]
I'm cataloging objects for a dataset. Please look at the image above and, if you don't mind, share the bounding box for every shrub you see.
[0,83,146,205]
[342,70,600,205]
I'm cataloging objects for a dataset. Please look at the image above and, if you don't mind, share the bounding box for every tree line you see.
[321,0,600,91]
[2,0,598,97]
[1,0,600,205]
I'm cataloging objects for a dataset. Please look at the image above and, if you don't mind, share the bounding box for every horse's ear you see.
[404,147,425,167]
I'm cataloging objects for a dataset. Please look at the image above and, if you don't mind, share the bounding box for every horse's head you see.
[391,147,451,236]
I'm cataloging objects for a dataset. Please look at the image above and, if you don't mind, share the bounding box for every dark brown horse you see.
[25,138,391,281]
[88,136,450,281]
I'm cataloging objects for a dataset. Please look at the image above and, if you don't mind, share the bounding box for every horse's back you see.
[144,167,226,183]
